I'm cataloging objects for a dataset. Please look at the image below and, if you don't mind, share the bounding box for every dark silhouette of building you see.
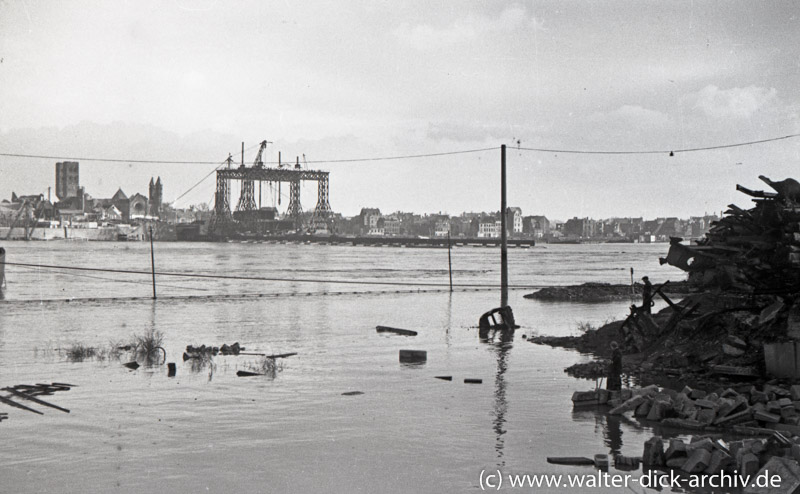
[148,177,162,218]
[55,162,80,200]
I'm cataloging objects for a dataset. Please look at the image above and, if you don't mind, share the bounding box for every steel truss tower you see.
[213,165,332,232]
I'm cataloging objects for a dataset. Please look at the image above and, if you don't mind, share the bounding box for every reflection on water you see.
[0,242,689,493]
[481,327,514,467]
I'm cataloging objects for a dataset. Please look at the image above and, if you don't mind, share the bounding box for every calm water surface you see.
[0,242,690,493]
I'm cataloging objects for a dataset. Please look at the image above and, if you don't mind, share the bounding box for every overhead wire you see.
[1,260,544,289]
[511,132,800,155]
[12,264,212,292]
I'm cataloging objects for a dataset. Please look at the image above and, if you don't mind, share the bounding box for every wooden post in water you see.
[0,246,5,293]
[149,226,157,300]
[500,144,508,307]
[447,232,453,292]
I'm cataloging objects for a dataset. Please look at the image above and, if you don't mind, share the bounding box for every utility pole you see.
[447,231,453,292]
[149,226,157,300]
[500,144,508,307]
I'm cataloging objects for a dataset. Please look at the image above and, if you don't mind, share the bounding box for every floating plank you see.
[236,371,263,377]
[399,350,427,363]
[266,352,297,359]
[341,391,364,396]
[434,376,453,381]
[3,388,69,413]
[547,457,595,466]
[0,395,44,415]
[464,378,483,384]
[376,326,418,336]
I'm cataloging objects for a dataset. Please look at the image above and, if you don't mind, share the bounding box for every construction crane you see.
[5,196,45,240]
[253,140,272,168]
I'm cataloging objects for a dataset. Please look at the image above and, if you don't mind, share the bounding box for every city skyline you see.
[2,2,799,219]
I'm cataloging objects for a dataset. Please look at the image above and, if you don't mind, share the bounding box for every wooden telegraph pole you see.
[500,145,508,307]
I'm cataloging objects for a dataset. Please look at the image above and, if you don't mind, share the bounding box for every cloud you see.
[588,105,672,128]
[394,5,541,50]
[687,85,778,119]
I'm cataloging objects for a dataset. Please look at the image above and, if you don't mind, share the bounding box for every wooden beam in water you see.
[376,325,418,336]
[0,395,44,415]
[4,388,70,413]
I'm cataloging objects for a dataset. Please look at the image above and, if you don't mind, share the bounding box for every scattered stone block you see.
[750,439,765,455]
[666,457,686,468]
[743,456,800,494]
[661,418,705,430]
[571,390,599,406]
[682,448,712,473]
[643,436,665,467]
[647,399,670,421]
[635,400,652,418]
[782,406,798,420]
[705,449,733,475]
[697,408,717,425]
[665,438,687,460]
[722,344,745,357]
[690,389,707,400]
[686,437,714,453]
[597,389,610,405]
[754,410,782,423]
[779,397,794,408]
[695,399,719,410]
[751,389,769,404]
[718,397,737,417]
[721,388,740,399]
[739,452,760,476]
[715,409,752,426]
[613,455,641,468]
[634,384,660,397]
[791,444,800,462]
[791,385,800,401]
[620,389,632,400]
[609,395,646,415]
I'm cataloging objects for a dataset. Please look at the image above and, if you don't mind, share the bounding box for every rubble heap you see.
[661,175,800,293]
[575,382,800,480]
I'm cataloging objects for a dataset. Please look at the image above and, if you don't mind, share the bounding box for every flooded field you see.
[0,241,687,493]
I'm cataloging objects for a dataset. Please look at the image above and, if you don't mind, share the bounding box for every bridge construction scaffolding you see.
[213,141,332,235]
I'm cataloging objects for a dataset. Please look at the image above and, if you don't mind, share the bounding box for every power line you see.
[0,153,225,165]
[512,132,800,155]
[0,147,499,166]
[1,260,544,289]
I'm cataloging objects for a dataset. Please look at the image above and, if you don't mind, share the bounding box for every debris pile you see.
[0,383,74,418]
[534,176,800,387]
[639,432,800,489]
[660,175,800,293]
[574,382,800,437]
[525,282,694,303]
[183,342,244,360]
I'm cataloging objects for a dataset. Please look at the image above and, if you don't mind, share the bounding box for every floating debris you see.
[546,457,594,466]
[399,350,427,364]
[236,370,263,377]
[0,383,74,417]
[123,361,140,370]
[376,326,418,336]
[341,391,364,396]
[464,378,483,384]
[434,376,453,381]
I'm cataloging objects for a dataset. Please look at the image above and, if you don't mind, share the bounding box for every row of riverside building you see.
[332,208,719,242]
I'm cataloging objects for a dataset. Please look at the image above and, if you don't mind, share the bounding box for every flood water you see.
[0,241,691,493]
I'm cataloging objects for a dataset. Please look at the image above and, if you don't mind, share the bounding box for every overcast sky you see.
[1,1,799,219]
